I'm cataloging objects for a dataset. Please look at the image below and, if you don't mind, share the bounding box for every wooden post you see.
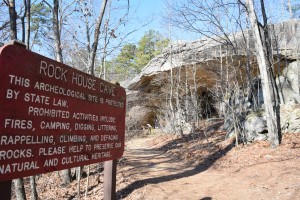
[104,160,117,200]
[0,181,12,200]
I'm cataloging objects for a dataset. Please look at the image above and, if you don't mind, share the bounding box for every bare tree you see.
[87,0,108,75]
[13,178,26,200]
[6,0,18,39]
[4,1,31,198]
[287,0,293,18]
[42,0,71,184]
[0,2,10,41]
[53,0,63,62]
[163,0,248,138]
[29,176,38,200]
[243,0,280,147]
[25,0,31,48]
[17,0,26,43]
[54,0,72,184]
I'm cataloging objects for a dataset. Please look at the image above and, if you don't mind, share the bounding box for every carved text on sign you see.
[0,43,126,181]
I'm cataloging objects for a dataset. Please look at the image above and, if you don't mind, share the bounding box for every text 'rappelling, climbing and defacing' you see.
[0,43,126,181]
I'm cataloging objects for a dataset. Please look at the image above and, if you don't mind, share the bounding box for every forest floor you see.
[17,120,300,200]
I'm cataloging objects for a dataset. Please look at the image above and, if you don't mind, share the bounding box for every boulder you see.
[226,102,300,142]
[280,103,300,133]
[244,111,268,142]
[224,110,268,142]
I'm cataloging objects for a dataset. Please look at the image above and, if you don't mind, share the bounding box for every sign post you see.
[0,41,126,199]
[0,181,12,199]
[104,160,118,200]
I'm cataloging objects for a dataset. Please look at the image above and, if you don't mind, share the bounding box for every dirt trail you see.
[117,135,300,200]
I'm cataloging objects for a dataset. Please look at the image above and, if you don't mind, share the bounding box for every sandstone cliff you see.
[123,20,300,139]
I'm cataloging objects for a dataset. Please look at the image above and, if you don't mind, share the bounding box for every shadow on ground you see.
[117,135,234,199]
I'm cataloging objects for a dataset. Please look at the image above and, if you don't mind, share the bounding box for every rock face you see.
[277,61,300,103]
[123,20,300,139]
[123,20,300,91]
[225,61,300,142]
[281,103,300,134]
[227,100,300,143]
[126,105,155,130]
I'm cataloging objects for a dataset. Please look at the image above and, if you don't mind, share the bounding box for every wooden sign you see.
[0,42,126,181]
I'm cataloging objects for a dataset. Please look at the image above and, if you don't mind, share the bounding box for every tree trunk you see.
[53,0,63,62]
[169,45,175,133]
[26,0,31,49]
[88,0,108,76]
[13,178,26,200]
[84,165,90,199]
[52,0,72,183]
[84,15,91,73]
[176,66,183,136]
[244,0,280,148]
[20,16,25,43]
[18,0,27,43]
[287,0,293,18]
[30,176,38,200]
[192,61,199,127]
[61,169,71,185]
[77,167,81,199]
[8,0,17,40]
